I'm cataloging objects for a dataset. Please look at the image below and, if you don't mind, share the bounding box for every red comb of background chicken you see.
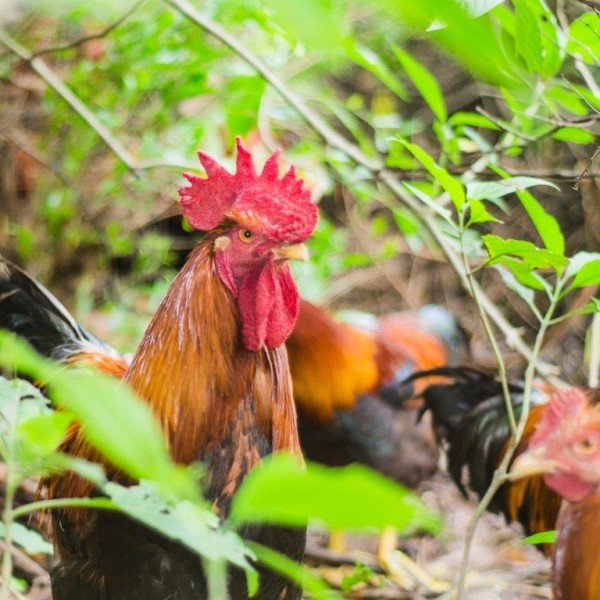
[179,138,317,242]
[529,388,589,447]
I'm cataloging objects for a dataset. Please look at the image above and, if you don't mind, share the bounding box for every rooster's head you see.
[179,138,318,351]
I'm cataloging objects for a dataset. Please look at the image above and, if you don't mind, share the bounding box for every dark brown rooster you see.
[1,139,318,600]
[289,300,463,487]
[510,387,600,599]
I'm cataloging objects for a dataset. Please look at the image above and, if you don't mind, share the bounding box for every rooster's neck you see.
[124,236,301,471]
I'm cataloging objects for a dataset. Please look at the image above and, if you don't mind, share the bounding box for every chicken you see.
[511,387,600,599]
[412,366,563,550]
[289,300,463,486]
[1,138,318,600]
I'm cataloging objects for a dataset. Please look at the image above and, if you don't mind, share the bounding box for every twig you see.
[589,312,600,387]
[575,146,600,190]
[31,0,146,58]
[166,0,566,388]
[0,28,197,177]
[573,0,600,10]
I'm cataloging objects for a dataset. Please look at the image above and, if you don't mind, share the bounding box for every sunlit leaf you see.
[552,127,596,145]
[397,139,465,211]
[568,12,600,65]
[0,335,200,502]
[568,259,600,290]
[105,481,252,569]
[262,0,347,51]
[393,45,447,122]
[514,0,542,71]
[522,530,557,545]
[0,522,53,555]
[230,455,441,534]
[466,197,500,225]
[483,235,568,271]
[343,38,408,100]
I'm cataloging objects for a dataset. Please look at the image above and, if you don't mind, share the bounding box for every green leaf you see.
[514,0,542,71]
[230,455,441,534]
[522,530,557,545]
[393,45,447,122]
[448,111,500,130]
[343,38,408,100]
[466,176,559,201]
[552,127,596,145]
[262,0,347,51]
[17,412,72,456]
[466,197,500,225]
[0,335,200,503]
[483,235,568,271]
[568,12,600,65]
[105,481,253,570]
[397,140,465,211]
[378,0,523,87]
[0,521,53,555]
[568,259,600,290]
[515,188,565,256]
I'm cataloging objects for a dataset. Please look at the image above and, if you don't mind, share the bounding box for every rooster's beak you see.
[509,449,559,481]
[272,243,309,262]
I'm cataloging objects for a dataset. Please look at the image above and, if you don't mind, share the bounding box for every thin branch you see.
[589,312,600,388]
[31,0,146,58]
[166,0,566,387]
[0,28,196,177]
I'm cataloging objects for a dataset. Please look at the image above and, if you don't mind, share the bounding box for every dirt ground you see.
[306,471,551,599]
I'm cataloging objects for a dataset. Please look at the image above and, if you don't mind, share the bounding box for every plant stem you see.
[11,497,117,520]
[205,558,228,600]
[455,279,564,597]
[0,472,17,600]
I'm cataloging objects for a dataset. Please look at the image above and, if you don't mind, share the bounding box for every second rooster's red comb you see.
[178,138,318,243]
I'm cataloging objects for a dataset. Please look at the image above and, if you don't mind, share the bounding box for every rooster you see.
[1,139,318,600]
[510,387,600,599]
[289,300,463,486]
[411,366,571,551]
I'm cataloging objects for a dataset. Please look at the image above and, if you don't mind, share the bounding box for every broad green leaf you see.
[230,455,441,534]
[483,235,568,271]
[0,335,199,502]
[522,530,557,545]
[493,265,535,307]
[515,188,565,256]
[514,0,542,71]
[105,481,252,569]
[398,140,465,211]
[0,522,53,555]
[393,45,447,122]
[401,182,454,224]
[448,111,500,130]
[466,197,500,226]
[458,0,504,17]
[547,86,589,116]
[492,258,549,292]
[568,259,600,291]
[552,127,596,145]
[343,38,408,100]
[378,0,523,87]
[488,165,564,256]
[257,0,346,52]
[568,12,600,65]
[17,412,72,456]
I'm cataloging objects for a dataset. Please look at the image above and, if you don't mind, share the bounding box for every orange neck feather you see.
[52,234,301,514]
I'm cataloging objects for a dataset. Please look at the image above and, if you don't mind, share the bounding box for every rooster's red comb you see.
[531,388,589,446]
[179,138,318,243]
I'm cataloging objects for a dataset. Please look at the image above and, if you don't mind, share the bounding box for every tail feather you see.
[411,367,550,514]
[0,257,117,363]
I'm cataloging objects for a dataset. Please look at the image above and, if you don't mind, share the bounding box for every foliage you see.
[0,0,599,597]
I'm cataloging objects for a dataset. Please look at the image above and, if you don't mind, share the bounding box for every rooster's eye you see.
[239,230,254,243]
[574,437,597,454]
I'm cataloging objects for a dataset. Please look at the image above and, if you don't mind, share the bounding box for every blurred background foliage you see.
[0,0,598,374]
